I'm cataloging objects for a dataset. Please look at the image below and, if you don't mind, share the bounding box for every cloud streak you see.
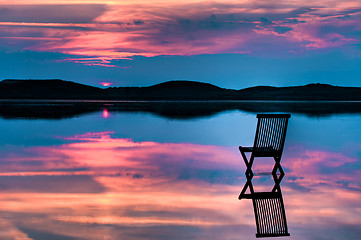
[0,1,360,66]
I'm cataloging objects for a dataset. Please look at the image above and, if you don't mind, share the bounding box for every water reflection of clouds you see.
[61,131,243,186]
[0,132,252,239]
[0,132,360,239]
[283,146,361,191]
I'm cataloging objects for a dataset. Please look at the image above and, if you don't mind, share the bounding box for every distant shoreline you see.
[2,99,361,103]
[2,79,361,101]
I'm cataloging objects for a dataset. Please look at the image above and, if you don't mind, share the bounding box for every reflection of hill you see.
[2,79,361,100]
[2,101,361,120]
[0,101,100,119]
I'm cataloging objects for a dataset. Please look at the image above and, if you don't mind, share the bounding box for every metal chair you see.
[238,114,291,238]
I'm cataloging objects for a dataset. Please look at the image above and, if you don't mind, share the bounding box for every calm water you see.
[0,104,360,239]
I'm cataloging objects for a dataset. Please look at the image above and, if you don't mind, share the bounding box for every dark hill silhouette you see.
[103,80,236,100]
[0,79,101,99]
[149,80,222,90]
[238,83,361,100]
[1,79,361,100]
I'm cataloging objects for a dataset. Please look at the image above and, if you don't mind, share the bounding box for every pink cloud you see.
[1,2,361,65]
[283,146,361,190]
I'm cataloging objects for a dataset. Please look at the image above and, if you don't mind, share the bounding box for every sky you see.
[0,0,361,88]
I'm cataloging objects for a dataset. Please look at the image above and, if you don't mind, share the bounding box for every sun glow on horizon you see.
[100,82,112,87]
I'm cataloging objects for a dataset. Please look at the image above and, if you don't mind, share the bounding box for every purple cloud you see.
[0,4,106,23]
[0,2,360,66]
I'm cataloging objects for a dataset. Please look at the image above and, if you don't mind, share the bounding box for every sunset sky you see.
[1,0,361,88]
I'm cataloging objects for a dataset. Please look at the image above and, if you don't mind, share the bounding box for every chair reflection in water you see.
[239,114,291,238]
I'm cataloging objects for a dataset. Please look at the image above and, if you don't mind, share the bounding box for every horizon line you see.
[0,78,354,90]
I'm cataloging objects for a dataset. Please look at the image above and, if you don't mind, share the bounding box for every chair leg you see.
[272,156,285,192]
[239,154,254,199]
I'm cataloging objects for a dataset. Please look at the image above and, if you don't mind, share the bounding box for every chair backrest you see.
[252,192,290,238]
[253,114,291,156]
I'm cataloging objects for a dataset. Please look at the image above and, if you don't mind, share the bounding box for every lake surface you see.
[0,102,360,240]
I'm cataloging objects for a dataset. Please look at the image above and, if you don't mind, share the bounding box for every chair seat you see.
[239,146,280,157]
[253,172,273,176]
[256,233,290,238]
